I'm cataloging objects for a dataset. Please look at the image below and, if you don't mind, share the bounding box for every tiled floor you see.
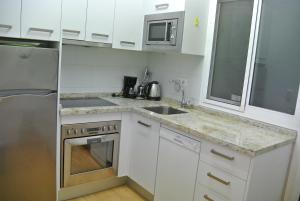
[69,185,147,201]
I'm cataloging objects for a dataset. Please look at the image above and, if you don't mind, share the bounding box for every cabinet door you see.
[129,114,160,193]
[86,0,115,43]
[0,0,21,38]
[21,0,62,41]
[113,0,144,51]
[62,0,87,40]
[144,0,185,14]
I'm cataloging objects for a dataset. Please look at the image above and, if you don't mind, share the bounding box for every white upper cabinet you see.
[113,0,144,51]
[144,0,185,14]
[0,0,21,38]
[86,0,116,43]
[21,0,62,41]
[62,0,87,40]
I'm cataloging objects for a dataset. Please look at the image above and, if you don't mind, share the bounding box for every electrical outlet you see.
[178,78,188,87]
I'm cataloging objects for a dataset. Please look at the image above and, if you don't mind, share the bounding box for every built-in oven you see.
[143,11,185,52]
[61,121,120,187]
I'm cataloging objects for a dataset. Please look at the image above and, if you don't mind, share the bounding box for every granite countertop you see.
[60,93,297,157]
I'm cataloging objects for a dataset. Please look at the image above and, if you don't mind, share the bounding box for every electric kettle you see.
[145,81,161,101]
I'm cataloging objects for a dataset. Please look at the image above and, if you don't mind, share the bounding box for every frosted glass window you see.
[208,0,254,105]
[249,0,300,115]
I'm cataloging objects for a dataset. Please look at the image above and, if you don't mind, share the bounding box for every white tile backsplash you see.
[60,45,148,93]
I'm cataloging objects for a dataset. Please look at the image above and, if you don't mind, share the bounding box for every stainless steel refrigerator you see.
[0,41,58,201]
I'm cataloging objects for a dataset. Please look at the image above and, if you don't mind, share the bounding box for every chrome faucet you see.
[181,88,188,108]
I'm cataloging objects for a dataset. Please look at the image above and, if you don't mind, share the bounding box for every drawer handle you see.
[0,24,12,30]
[207,172,231,186]
[137,121,151,128]
[29,27,54,34]
[155,3,169,10]
[63,29,80,34]
[120,41,135,46]
[92,33,109,38]
[211,149,235,161]
[204,194,214,201]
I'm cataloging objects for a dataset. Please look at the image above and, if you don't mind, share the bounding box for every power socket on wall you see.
[169,78,188,89]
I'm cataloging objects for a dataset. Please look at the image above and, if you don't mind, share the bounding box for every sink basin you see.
[143,106,187,115]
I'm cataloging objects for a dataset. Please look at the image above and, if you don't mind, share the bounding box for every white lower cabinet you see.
[196,161,246,201]
[195,185,229,201]
[154,127,200,201]
[129,114,160,193]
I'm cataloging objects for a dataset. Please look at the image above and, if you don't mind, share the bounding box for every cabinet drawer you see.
[197,161,246,201]
[194,185,230,201]
[200,141,251,180]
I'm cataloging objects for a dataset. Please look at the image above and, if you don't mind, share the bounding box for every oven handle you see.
[64,134,119,146]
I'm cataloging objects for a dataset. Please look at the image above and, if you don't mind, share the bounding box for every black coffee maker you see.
[122,76,137,98]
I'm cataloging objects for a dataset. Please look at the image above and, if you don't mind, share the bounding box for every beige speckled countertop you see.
[60,93,297,157]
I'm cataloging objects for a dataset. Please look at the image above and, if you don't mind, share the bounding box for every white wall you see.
[147,52,204,104]
[60,45,148,93]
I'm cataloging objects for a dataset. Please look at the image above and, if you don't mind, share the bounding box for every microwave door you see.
[146,21,167,45]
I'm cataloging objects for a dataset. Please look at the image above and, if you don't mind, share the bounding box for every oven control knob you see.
[108,125,114,131]
[114,125,118,130]
[81,128,85,134]
[102,126,107,132]
[74,129,78,135]
[67,129,72,135]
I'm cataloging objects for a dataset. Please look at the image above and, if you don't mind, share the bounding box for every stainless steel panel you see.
[0,93,57,201]
[0,45,58,91]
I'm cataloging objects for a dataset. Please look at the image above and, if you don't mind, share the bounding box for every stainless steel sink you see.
[143,106,187,115]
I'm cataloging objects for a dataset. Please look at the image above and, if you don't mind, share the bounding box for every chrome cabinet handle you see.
[92,33,109,38]
[204,194,214,201]
[137,121,151,128]
[207,172,231,186]
[120,41,135,46]
[29,27,54,34]
[0,24,12,29]
[155,3,169,10]
[211,149,235,161]
[63,29,80,34]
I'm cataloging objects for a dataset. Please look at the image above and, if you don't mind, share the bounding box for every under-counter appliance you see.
[0,39,58,201]
[143,11,185,52]
[61,121,120,187]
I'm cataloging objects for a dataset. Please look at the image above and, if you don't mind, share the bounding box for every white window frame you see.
[201,0,300,126]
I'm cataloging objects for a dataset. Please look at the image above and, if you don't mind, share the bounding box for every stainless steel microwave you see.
[143,11,185,52]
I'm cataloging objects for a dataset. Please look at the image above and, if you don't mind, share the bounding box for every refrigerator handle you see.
[0,90,57,99]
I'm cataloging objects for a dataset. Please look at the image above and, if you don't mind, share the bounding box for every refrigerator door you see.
[0,93,57,201]
[0,45,58,91]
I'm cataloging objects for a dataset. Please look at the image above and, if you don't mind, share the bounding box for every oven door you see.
[146,19,178,45]
[63,134,119,187]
